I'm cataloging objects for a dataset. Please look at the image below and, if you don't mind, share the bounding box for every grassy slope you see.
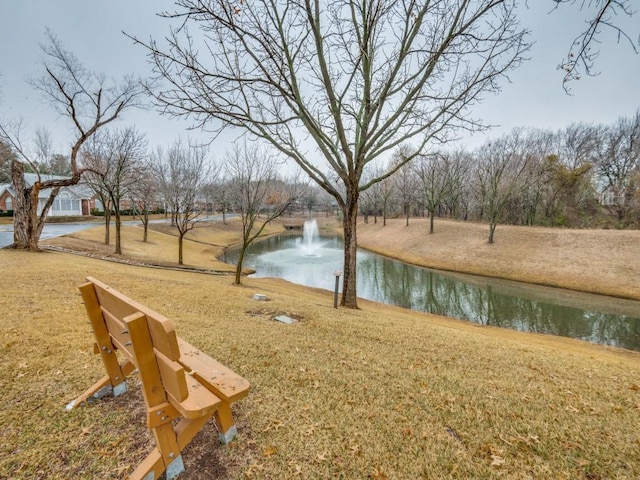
[1,218,639,479]
[356,217,640,301]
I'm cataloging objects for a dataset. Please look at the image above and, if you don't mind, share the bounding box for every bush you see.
[0,209,13,217]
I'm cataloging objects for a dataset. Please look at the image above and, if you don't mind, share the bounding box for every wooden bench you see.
[67,277,250,480]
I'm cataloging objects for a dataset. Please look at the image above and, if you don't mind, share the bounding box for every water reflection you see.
[224,234,640,351]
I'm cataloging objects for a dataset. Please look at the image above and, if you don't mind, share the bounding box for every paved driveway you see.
[0,222,98,248]
[0,225,12,248]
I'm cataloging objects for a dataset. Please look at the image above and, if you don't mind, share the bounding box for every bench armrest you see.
[177,338,250,403]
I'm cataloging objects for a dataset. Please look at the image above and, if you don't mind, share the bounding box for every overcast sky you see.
[1,1,639,159]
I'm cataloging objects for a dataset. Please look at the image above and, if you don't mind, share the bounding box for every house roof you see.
[4,174,94,200]
[0,183,14,197]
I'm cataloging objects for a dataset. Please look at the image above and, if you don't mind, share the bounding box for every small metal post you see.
[333,270,342,309]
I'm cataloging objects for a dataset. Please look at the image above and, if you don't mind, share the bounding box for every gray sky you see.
[0,1,639,157]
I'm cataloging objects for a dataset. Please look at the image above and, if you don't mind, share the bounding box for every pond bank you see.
[353,217,640,301]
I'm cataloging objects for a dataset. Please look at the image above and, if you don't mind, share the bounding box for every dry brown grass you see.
[1,217,640,479]
[356,218,640,301]
[43,218,284,276]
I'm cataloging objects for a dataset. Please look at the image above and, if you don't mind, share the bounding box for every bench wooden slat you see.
[155,349,188,403]
[79,282,125,386]
[178,338,250,403]
[88,276,181,361]
[170,373,222,419]
[125,312,168,407]
[101,307,134,361]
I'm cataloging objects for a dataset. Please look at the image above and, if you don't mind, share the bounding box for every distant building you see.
[0,173,95,217]
[0,183,13,213]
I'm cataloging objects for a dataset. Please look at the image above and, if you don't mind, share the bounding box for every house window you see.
[5,198,11,211]
[53,192,73,211]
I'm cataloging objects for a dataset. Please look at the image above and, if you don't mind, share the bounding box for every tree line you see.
[359,115,640,242]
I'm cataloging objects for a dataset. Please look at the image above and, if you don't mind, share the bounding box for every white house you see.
[0,183,13,213]
[1,174,95,217]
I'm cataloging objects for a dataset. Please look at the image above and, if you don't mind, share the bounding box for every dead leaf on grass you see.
[261,418,285,432]
[262,444,277,457]
[491,454,505,467]
[245,460,265,476]
[370,467,388,479]
[315,451,328,463]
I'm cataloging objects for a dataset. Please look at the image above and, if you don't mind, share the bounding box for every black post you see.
[333,271,342,309]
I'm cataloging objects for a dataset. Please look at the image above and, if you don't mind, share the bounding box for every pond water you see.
[223,232,640,351]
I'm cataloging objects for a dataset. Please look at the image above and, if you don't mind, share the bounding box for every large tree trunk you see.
[142,208,149,243]
[114,210,122,255]
[178,233,184,265]
[234,245,247,285]
[104,209,111,245]
[11,160,46,251]
[341,194,359,308]
[488,221,497,244]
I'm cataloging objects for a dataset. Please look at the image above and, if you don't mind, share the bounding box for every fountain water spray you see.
[298,219,323,256]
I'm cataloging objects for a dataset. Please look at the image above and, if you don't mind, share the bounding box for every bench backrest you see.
[82,277,188,405]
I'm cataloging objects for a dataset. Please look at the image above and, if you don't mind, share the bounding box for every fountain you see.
[297,219,323,256]
[224,219,344,291]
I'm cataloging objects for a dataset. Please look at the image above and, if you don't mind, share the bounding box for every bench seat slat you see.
[169,373,222,419]
[177,338,250,403]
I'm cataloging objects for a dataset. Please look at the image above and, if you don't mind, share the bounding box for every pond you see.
[223,231,640,351]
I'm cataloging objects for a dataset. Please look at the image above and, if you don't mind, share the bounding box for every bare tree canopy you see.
[153,139,213,265]
[0,141,16,183]
[134,0,529,307]
[553,0,639,89]
[81,127,148,253]
[0,30,144,250]
[225,142,302,284]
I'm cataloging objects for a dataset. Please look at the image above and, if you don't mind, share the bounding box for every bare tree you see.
[360,165,384,224]
[414,152,462,234]
[542,124,598,225]
[82,127,147,254]
[225,142,302,285]
[596,111,640,220]
[129,166,160,243]
[0,30,143,250]
[552,0,639,90]
[134,0,529,307]
[82,136,114,244]
[475,130,532,243]
[379,174,395,227]
[154,140,212,265]
[392,146,418,227]
[0,141,15,184]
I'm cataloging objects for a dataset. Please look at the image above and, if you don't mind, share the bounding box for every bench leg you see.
[154,422,184,479]
[66,360,134,410]
[128,448,164,480]
[130,423,187,480]
[214,403,238,444]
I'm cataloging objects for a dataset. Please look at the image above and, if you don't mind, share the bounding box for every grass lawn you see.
[1,218,639,479]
